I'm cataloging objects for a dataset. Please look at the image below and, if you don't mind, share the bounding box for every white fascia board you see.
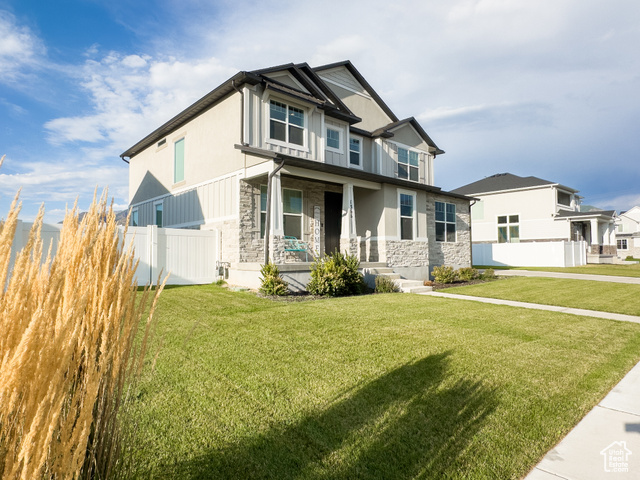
[280,165,381,190]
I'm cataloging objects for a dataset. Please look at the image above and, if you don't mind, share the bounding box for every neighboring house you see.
[121,61,473,288]
[451,173,617,266]
[616,206,640,259]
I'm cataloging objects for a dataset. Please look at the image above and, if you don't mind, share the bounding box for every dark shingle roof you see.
[555,210,616,219]
[451,173,570,195]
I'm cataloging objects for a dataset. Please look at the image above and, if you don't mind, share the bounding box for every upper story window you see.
[497,215,519,243]
[399,192,415,240]
[269,100,304,146]
[557,190,572,207]
[174,137,185,183]
[397,147,419,182]
[326,128,341,152]
[436,201,456,242]
[349,136,362,168]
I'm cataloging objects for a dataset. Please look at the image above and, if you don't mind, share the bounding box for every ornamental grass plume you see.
[0,155,166,479]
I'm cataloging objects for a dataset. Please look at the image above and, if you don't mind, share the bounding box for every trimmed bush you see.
[259,263,288,296]
[432,265,457,284]
[375,275,400,293]
[481,268,497,280]
[307,251,364,297]
[457,267,479,281]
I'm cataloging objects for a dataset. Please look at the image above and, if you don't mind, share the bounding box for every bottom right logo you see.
[600,441,632,473]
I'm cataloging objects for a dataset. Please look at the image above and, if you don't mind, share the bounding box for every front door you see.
[324,192,342,255]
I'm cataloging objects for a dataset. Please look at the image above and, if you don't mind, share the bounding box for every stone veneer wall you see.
[205,218,240,264]
[427,194,472,270]
[238,177,342,264]
[591,244,617,255]
[385,240,429,267]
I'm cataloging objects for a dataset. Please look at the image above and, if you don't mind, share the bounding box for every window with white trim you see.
[435,201,456,242]
[130,208,138,227]
[154,202,163,227]
[283,188,303,239]
[497,215,519,243]
[269,100,304,146]
[326,127,341,152]
[349,135,362,168]
[397,146,419,182]
[260,185,268,238]
[174,137,185,183]
[400,192,415,240]
[617,239,628,250]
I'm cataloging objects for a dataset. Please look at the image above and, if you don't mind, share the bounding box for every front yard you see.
[476,263,640,278]
[445,276,640,316]
[127,285,640,479]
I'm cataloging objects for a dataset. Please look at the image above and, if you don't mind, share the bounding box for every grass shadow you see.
[151,352,498,479]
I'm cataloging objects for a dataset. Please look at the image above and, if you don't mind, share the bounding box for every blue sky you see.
[1,0,639,223]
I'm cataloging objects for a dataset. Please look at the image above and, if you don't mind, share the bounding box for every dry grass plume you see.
[0,156,165,479]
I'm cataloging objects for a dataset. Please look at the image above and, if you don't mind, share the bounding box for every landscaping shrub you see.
[259,262,288,296]
[0,165,165,480]
[481,268,497,280]
[375,275,400,293]
[457,267,479,281]
[626,256,640,262]
[307,251,364,296]
[432,265,457,284]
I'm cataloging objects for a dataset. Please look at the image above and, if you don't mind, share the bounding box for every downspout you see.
[231,80,247,146]
[469,199,476,267]
[264,158,285,264]
[120,154,130,164]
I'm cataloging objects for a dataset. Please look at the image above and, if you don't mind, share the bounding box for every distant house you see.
[451,173,617,266]
[616,206,640,259]
[120,61,473,288]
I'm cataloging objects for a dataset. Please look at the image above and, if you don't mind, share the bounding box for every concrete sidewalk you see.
[495,269,640,284]
[422,291,640,324]
[525,362,640,479]
[419,285,640,479]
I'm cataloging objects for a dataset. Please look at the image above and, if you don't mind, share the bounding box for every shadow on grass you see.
[154,352,498,479]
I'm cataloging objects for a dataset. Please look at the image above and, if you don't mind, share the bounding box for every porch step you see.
[395,278,432,294]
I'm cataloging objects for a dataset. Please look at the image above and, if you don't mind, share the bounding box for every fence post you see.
[147,225,158,282]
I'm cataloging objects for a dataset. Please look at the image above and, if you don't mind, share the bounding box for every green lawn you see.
[475,263,640,278]
[445,277,640,316]
[126,285,640,479]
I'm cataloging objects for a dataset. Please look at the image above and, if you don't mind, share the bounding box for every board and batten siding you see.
[133,174,239,228]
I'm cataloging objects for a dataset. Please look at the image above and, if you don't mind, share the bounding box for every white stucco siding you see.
[128,91,244,205]
[471,187,571,242]
[321,82,393,132]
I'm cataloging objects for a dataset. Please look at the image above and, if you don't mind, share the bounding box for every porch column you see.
[270,172,284,236]
[341,183,356,239]
[340,183,358,256]
[590,219,599,245]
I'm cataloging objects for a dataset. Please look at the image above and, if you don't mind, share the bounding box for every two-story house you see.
[452,173,617,266]
[616,206,640,259]
[121,61,473,288]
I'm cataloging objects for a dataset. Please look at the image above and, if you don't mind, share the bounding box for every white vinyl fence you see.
[473,240,587,267]
[8,221,220,285]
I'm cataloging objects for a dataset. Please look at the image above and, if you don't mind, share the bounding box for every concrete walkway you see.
[422,291,640,324]
[419,273,640,479]
[495,269,640,284]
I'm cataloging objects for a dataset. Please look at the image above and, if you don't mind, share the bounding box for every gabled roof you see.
[451,173,577,195]
[371,117,444,155]
[313,60,399,123]
[121,60,441,161]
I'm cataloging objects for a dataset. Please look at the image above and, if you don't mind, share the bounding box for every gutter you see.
[264,157,285,264]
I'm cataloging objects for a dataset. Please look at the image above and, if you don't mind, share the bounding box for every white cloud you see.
[0,10,46,82]
[45,53,237,150]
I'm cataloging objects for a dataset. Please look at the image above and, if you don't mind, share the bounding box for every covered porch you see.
[557,210,617,263]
